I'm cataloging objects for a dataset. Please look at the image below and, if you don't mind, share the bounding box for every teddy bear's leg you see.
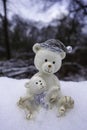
[58,96,74,109]
[57,96,74,117]
[17,97,35,119]
[17,97,30,106]
[66,96,74,108]
[25,104,34,120]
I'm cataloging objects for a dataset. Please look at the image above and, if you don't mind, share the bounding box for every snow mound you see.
[0,77,87,130]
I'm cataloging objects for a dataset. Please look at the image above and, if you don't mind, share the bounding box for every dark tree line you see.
[1,0,11,59]
[0,0,87,60]
[0,0,87,80]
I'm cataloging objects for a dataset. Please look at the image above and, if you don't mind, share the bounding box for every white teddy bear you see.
[18,39,74,118]
[33,39,66,102]
[33,39,74,115]
[17,76,47,119]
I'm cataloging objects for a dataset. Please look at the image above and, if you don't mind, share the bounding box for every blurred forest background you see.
[0,0,87,81]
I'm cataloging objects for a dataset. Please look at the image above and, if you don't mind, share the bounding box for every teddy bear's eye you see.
[39,80,41,82]
[45,59,48,62]
[53,61,55,64]
[36,82,38,84]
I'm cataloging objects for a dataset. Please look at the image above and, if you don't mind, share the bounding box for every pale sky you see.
[1,0,69,23]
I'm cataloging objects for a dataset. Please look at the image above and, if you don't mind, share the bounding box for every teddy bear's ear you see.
[60,51,66,59]
[33,43,41,53]
[25,82,30,88]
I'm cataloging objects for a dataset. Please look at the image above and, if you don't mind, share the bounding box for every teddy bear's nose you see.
[48,65,52,68]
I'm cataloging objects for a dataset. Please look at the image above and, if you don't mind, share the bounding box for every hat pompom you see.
[66,46,72,53]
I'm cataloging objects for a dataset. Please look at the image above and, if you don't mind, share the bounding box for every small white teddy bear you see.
[17,76,47,119]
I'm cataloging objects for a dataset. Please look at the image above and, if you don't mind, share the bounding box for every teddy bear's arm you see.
[17,95,32,104]
[53,75,61,89]
[46,75,62,103]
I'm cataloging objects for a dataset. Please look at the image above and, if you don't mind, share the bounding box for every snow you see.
[0,77,87,130]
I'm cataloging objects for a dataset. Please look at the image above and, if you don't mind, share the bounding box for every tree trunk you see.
[2,0,11,59]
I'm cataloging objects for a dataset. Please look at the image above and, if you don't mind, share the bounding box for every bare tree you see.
[56,0,87,45]
[2,0,11,59]
[69,0,87,15]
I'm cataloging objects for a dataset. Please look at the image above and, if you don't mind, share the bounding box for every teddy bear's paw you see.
[17,97,23,106]
[49,95,57,103]
[57,112,65,117]
[57,106,66,117]
[50,98,55,103]
[69,99,74,108]
[25,82,29,88]
[65,96,74,108]
[26,113,33,120]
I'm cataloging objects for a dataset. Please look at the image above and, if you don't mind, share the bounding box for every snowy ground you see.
[0,77,87,130]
